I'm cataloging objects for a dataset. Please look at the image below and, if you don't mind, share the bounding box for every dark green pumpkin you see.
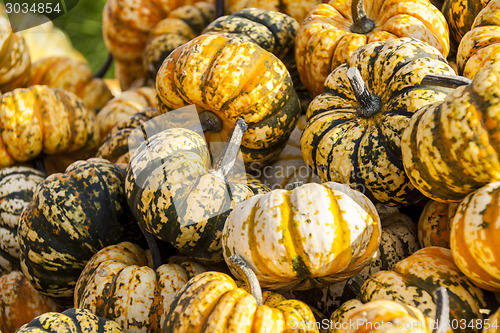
[16,308,123,333]
[17,158,139,298]
[442,0,490,46]
[0,166,45,275]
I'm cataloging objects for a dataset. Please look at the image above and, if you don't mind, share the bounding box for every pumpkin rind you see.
[222,181,381,290]
[18,158,139,298]
[442,0,490,47]
[401,61,500,203]
[450,181,500,292]
[295,0,450,95]
[224,0,323,23]
[418,200,458,248]
[301,38,456,206]
[156,33,301,167]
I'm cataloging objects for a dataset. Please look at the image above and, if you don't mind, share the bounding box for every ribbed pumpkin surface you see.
[361,247,488,333]
[301,38,455,206]
[0,166,45,274]
[401,61,500,203]
[0,85,99,168]
[29,57,113,111]
[295,0,450,95]
[156,33,301,167]
[450,182,500,292]
[18,158,138,298]
[163,271,319,333]
[224,0,323,23]
[16,308,123,333]
[126,128,269,263]
[418,200,457,248]
[442,0,490,46]
[75,242,207,333]
[222,182,380,290]
[457,0,500,78]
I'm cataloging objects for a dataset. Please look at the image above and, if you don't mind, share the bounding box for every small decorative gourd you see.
[222,181,381,290]
[224,0,323,23]
[442,0,490,47]
[418,200,458,248]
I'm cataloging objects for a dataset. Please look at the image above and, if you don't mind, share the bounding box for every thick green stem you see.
[347,67,381,118]
[350,0,375,34]
[93,52,113,79]
[139,223,163,270]
[199,110,223,133]
[216,0,224,19]
[421,74,471,89]
[212,117,247,180]
[228,255,263,306]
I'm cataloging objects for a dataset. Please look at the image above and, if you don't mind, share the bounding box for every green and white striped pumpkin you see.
[300,38,456,207]
[0,166,45,275]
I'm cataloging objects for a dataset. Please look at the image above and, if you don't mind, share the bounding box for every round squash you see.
[224,0,323,23]
[17,158,140,298]
[0,270,58,333]
[300,38,456,206]
[28,57,113,111]
[361,247,489,333]
[156,33,301,167]
[450,181,500,292]
[0,15,30,93]
[457,0,500,78]
[418,200,458,248]
[126,120,269,263]
[222,181,381,290]
[95,87,157,141]
[401,62,500,203]
[16,308,123,333]
[0,85,99,168]
[442,0,490,47]
[96,107,161,164]
[163,255,320,332]
[0,166,45,275]
[295,0,450,95]
[75,241,207,332]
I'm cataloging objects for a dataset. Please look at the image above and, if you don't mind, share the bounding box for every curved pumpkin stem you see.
[228,255,263,306]
[432,287,449,333]
[138,223,164,270]
[347,67,381,118]
[93,52,114,79]
[350,0,375,34]
[212,117,247,181]
[285,181,303,191]
[420,74,471,89]
[31,154,48,177]
[216,0,225,19]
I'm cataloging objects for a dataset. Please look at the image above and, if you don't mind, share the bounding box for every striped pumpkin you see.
[28,57,113,111]
[401,61,500,203]
[95,87,157,141]
[222,181,381,290]
[75,242,207,332]
[156,33,301,167]
[450,182,500,292]
[144,2,215,81]
[126,126,269,263]
[96,107,161,164]
[0,271,58,333]
[16,308,123,333]
[0,166,45,275]
[163,258,320,333]
[295,0,450,95]
[0,85,99,168]
[442,0,490,47]
[17,158,139,298]
[301,38,456,206]
[457,0,500,78]
[259,116,321,190]
[0,15,30,93]
[361,247,489,333]
[103,0,211,89]
[418,200,458,248]
[224,0,324,23]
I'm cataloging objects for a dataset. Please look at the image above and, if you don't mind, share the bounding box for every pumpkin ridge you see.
[0,246,16,268]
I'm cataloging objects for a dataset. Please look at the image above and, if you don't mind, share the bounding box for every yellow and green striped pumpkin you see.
[75,242,207,332]
[156,33,301,167]
[361,247,489,333]
[224,0,323,23]
[301,38,456,206]
[442,0,490,47]
[0,166,45,275]
[17,158,140,298]
[401,61,500,203]
[450,181,500,292]
[16,308,123,333]
[418,200,458,248]
[295,0,450,95]
[222,181,381,290]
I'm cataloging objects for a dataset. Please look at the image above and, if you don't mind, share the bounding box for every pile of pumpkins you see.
[1,0,500,332]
